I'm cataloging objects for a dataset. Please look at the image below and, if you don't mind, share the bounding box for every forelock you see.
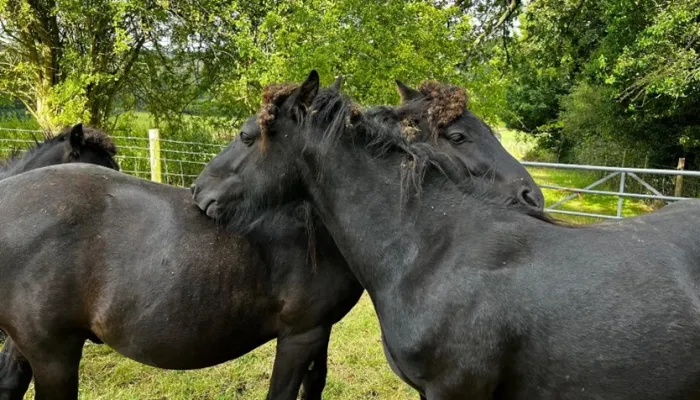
[257,83,299,151]
[417,80,469,137]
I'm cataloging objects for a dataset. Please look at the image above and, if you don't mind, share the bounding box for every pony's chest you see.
[376,287,510,394]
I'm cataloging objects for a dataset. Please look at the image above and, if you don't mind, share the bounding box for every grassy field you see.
[5,125,656,399]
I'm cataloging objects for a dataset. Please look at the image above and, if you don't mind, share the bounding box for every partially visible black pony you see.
[0,124,119,180]
[0,123,118,344]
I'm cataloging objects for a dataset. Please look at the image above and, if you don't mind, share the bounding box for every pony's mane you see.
[417,80,468,137]
[223,201,323,272]
[55,125,118,156]
[0,133,54,171]
[0,148,25,169]
[394,81,469,142]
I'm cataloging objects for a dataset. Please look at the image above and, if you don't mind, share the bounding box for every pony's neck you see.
[301,137,480,295]
[0,141,56,179]
[0,152,36,179]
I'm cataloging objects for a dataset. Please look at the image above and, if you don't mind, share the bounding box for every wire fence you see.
[0,127,227,187]
[112,134,226,187]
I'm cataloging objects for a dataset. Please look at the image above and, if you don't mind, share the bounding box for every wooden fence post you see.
[149,128,162,183]
[675,157,686,197]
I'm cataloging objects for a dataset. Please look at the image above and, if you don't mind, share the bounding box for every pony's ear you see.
[69,124,84,149]
[396,80,422,103]
[296,70,320,107]
[331,75,344,91]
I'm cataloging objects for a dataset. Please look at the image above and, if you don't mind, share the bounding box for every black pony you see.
[194,70,700,399]
[0,162,360,400]
[0,124,119,180]
[392,80,543,208]
[0,123,118,344]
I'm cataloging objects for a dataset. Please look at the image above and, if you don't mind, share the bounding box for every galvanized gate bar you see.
[537,185,690,201]
[521,161,700,220]
[617,172,626,218]
[627,172,664,197]
[546,209,621,220]
[521,161,700,177]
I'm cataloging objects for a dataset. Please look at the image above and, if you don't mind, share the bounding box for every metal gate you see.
[521,161,700,220]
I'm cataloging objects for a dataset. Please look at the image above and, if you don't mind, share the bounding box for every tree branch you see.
[473,0,520,47]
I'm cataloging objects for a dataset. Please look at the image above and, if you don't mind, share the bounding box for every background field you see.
[6,126,654,399]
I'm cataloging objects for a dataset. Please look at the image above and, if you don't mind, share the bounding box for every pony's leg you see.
[0,338,33,400]
[20,336,84,400]
[266,326,332,400]
[299,326,331,400]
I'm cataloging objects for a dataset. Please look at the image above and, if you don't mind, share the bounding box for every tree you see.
[207,0,502,121]
[0,0,258,130]
[0,0,159,129]
[502,0,700,168]
[0,0,519,131]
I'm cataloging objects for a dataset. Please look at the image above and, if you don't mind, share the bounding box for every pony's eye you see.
[447,132,468,144]
[240,132,255,147]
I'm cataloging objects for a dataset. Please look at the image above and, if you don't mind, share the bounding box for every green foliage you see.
[1,0,516,135]
[609,0,700,101]
[558,83,631,165]
[0,0,250,130]
[503,0,700,170]
[1,0,148,128]
[208,1,493,120]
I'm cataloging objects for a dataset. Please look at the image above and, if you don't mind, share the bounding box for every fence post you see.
[149,128,162,183]
[617,172,626,218]
[675,157,686,197]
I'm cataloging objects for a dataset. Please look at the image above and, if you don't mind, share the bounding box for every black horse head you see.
[191,72,324,223]
[192,71,541,232]
[394,80,544,210]
[0,124,119,179]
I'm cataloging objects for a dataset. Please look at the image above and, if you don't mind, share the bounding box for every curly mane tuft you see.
[416,80,469,138]
[257,83,299,151]
[83,127,117,156]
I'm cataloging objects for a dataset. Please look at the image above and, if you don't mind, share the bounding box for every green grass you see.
[111,111,153,133]
[4,124,658,398]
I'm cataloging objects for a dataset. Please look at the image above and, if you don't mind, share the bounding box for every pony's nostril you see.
[518,188,541,208]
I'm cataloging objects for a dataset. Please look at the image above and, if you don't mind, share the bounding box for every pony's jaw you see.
[191,177,243,220]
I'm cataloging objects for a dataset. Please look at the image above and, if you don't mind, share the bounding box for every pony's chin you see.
[205,201,222,219]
